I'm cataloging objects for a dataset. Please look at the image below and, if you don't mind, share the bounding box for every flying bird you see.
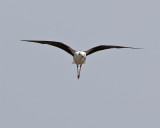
[22,40,140,79]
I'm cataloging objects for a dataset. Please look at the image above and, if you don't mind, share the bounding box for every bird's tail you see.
[72,61,76,64]
[72,61,86,64]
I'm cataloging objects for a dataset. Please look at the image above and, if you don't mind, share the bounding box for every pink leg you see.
[77,64,78,75]
[78,64,82,79]
[77,65,79,76]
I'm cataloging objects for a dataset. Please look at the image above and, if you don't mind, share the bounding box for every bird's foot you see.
[77,74,80,79]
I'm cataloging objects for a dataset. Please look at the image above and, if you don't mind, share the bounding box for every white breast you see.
[73,51,86,65]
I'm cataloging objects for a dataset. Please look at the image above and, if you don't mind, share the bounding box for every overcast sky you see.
[1,0,160,128]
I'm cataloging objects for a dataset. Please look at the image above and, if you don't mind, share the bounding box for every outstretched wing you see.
[21,40,76,56]
[85,45,141,56]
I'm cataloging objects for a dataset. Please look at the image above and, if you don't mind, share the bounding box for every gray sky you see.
[1,0,160,128]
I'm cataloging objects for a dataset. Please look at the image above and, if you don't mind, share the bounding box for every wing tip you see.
[129,47,143,49]
[21,40,32,42]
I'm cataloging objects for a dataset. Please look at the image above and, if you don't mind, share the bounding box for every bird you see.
[21,40,141,79]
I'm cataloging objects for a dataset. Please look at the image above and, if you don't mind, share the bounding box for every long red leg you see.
[78,64,82,79]
[77,65,79,79]
[77,65,78,75]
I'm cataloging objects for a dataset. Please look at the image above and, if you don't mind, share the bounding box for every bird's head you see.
[77,51,86,58]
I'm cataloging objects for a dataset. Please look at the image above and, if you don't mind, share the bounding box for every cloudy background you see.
[1,0,160,128]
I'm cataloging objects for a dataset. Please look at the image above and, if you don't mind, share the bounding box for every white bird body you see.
[72,51,86,65]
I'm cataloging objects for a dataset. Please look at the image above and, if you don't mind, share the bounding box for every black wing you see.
[21,40,75,56]
[85,45,141,56]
